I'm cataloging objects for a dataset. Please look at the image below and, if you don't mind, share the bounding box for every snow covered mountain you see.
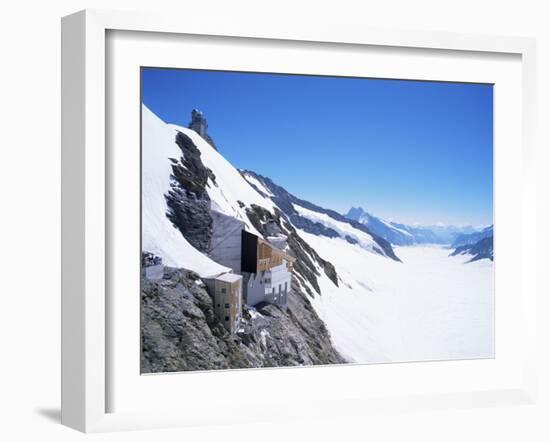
[345,207,416,245]
[424,224,479,244]
[141,105,494,368]
[451,225,493,248]
[450,236,494,262]
[450,225,494,262]
[346,206,485,246]
[241,172,400,261]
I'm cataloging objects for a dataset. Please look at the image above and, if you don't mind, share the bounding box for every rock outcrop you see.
[165,131,214,253]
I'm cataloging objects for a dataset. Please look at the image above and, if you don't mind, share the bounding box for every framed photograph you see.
[61,9,538,432]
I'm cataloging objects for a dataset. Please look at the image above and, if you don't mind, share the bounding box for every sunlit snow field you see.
[302,236,495,364]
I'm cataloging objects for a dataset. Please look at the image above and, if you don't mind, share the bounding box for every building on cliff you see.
[141,252,164,280]
[188,109,217,150]
[208,210,295,309]
[203,273,243,334]
[189,109,208,137]
[240,231,295,308]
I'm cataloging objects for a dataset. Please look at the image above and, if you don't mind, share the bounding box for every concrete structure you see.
[142,252,163,280]
[187,109,218,150]
[188,109,208,138]
[242,262,291,308]
[266,235,288,251]
[143,264,163,280]
[203,273,243,334]
[209,210,246,271]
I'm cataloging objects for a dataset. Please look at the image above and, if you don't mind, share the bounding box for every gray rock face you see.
[165,131,213,253]
[141,267,346,373]
[450,235,493,262]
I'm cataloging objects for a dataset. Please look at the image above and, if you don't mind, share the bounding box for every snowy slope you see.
[302,232,495,363]
[142,106,229,277]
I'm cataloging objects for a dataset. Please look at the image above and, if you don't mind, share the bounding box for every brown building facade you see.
[203,273,243,334]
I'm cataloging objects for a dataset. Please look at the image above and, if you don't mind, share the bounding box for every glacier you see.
[303,235,494,363]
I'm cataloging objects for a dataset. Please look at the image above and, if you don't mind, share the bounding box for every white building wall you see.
[143,264,164,280]
[243,261,291,309]
[266,262,291,308]
[243,272,266,307]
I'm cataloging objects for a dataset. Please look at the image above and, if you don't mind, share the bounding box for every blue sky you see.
[142,68,493,226]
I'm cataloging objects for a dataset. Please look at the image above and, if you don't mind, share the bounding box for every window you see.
[225,303,230,309]
[225,316,230,322]
[221,287,226,294]
[217,304,220,308]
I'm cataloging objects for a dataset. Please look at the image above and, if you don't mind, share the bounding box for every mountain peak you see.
[346,207,366,220]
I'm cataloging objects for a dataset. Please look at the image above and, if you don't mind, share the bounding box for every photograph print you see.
[140,68,494,373]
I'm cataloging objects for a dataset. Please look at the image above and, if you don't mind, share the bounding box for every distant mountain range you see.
[449,226,494,262]
[451,225,493,248]
[345,207,484,246]
[450,236,494,262]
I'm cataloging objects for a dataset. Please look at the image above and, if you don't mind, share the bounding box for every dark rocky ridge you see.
[141,267,346,372]
[165,131,214,253]
[242,170,401,262]
[245,204,339,296]
[450,235,494,262]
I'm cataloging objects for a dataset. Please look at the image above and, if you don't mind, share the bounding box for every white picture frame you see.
[61,9,538,433]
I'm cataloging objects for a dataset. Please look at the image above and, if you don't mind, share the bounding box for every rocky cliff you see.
[141,267,346,373]
[165,131,215,253]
